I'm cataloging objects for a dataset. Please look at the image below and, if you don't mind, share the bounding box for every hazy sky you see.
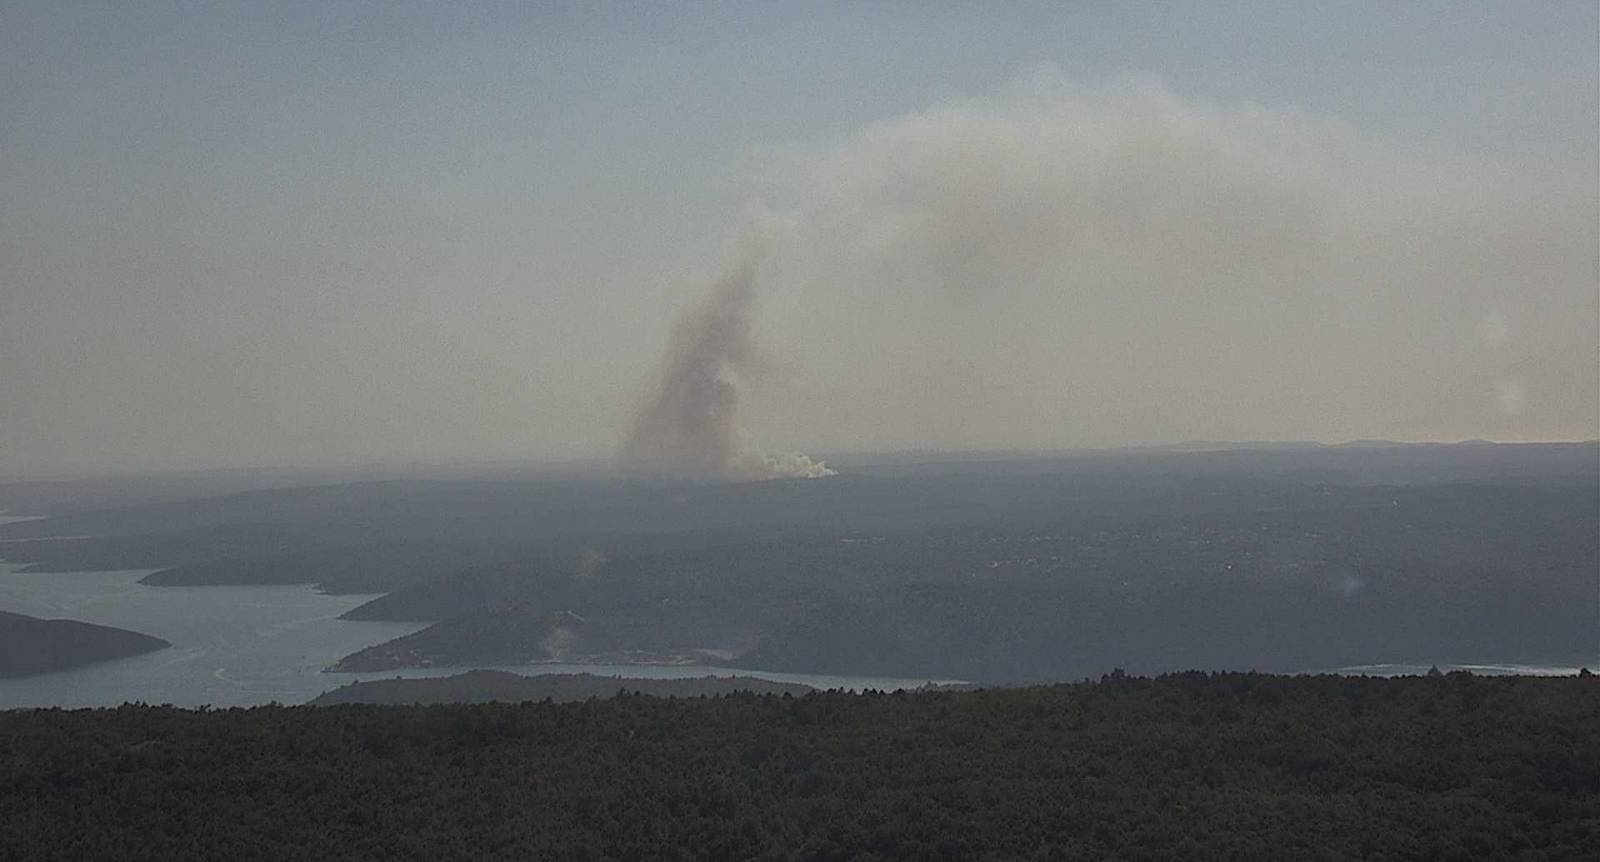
[2,2,1596,476]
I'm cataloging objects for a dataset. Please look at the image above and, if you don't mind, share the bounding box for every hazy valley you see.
[2,443,1593,694]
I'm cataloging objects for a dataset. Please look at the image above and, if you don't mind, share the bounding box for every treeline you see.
[311,671,814,705]
[3,672,1595,860]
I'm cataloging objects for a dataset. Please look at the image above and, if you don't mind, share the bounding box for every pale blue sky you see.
[2,2,1596,474]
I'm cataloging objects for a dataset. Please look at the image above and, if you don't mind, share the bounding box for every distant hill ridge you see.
[0,611,170,678]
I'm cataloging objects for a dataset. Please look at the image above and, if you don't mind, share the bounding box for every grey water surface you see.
[0,566,949,708]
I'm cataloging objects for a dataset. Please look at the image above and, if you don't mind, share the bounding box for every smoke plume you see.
[628,72,1596,472]
[742,73,1597,449]
[623,233,834,480]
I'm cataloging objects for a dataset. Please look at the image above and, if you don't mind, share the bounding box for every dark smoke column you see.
[624,238,833,481]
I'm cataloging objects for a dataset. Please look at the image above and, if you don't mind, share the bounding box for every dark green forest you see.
[3,672,1596,860]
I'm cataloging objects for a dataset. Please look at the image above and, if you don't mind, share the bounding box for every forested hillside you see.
[0,611,169,678]
[3,673,1595,860]
[310,670,814,705]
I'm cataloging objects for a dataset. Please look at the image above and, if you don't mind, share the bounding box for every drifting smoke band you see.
[627,71,1596,476]
[623,235,834,481]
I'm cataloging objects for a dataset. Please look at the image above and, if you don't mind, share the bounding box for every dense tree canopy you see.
[3,672,1595,860]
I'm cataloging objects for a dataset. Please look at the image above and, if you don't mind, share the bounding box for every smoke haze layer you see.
[2,0,1593,476]
[745,74,1597,452]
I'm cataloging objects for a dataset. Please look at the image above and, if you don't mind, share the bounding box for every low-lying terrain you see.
[2,672,1594,860]
[330,480,1598,681]
[3,445,1595,683]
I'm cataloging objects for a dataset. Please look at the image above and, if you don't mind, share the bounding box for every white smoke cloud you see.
[747,451,836,480]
